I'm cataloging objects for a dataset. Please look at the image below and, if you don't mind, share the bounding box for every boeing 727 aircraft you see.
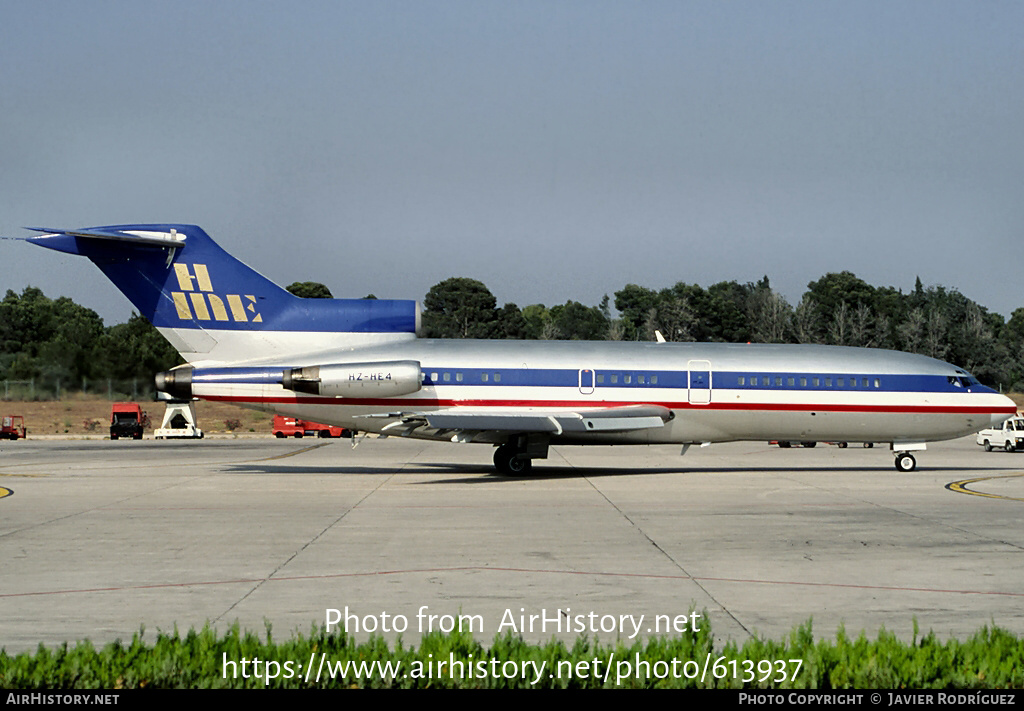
[24,224,1017,474]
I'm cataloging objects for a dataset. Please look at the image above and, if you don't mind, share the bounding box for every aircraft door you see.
[687,360,712,405]
[579,368,595,395]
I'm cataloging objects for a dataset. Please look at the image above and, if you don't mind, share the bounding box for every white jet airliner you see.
[24,225,1016,474]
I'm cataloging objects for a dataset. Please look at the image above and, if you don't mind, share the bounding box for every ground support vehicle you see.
[153,396,203,439]
[1,415,26,440]
[273,415,349,438]
[977,416,1024,452]
[110,403,145,440]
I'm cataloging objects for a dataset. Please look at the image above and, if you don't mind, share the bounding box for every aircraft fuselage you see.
[178,338,1011,447]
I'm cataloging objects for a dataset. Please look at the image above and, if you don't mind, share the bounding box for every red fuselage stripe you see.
[202,395,1015,415]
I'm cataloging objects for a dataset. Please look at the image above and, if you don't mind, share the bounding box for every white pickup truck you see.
[977,416,1024,452]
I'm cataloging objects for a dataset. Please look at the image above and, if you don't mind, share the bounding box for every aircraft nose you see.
[991,394,1019,427]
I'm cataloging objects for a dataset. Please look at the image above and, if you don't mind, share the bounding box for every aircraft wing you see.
[375,404,673,437]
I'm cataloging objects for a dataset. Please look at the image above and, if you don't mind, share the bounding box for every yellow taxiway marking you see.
[0,487,11,499]
[946,472,1024,501]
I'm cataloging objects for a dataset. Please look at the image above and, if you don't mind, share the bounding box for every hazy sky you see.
[2,1,1022,324]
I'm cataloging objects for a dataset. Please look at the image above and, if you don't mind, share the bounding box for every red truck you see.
[272,415,349,438]
[110,403,146,440]
[1,415,26,440]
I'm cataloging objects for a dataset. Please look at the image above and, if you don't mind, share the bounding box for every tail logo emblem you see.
[169,263,262,323]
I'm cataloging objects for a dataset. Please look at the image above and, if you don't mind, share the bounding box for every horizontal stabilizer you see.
[26,227,187,249]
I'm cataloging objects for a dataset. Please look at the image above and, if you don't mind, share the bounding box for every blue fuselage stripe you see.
[189,366,993,396]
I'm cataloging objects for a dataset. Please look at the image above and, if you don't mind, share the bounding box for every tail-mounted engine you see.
[282,360,422,398]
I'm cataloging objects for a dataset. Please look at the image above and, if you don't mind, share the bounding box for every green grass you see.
[2,618,1022,689]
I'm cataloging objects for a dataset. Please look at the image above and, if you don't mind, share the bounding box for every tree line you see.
[421,272,1024,391]
[1,273,1021,393]
[0,287,181,388]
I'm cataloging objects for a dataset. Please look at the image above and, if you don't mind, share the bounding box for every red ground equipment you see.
[110,403,145,440]
[1,415,26,440]
[272,415,348,438]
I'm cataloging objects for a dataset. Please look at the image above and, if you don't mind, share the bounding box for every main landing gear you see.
[492,434,550,475]
[493,443,532,475]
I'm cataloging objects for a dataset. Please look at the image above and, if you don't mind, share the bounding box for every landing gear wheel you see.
[493,444,532,475]
[895,453,916,472]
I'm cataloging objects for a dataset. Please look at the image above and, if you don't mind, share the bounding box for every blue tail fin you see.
[27,224,419,363]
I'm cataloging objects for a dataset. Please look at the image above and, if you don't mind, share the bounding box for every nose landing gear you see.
[892,443,925,472]
[895,452,917,472]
